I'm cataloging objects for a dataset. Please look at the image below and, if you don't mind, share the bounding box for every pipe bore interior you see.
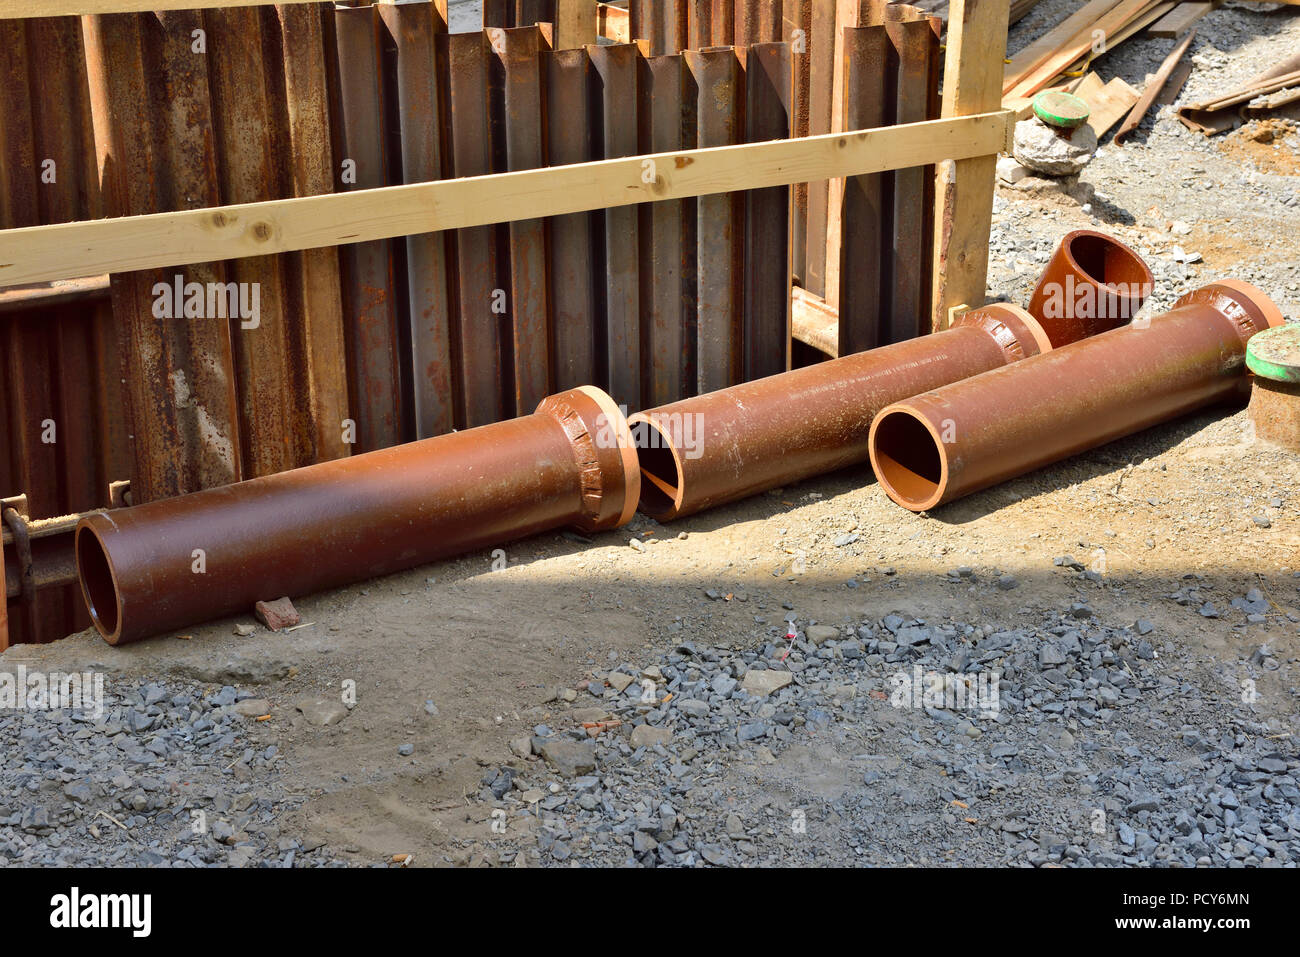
[76,524,121,640]
[871,409,947,511]
[1066,232,1150,291]
[631,418,685,518]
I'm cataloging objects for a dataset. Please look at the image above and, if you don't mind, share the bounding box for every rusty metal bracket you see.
[2,505,36,609]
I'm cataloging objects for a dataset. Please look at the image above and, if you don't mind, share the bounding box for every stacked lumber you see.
[1178,52,1300,134]
[1002,0,1177,104]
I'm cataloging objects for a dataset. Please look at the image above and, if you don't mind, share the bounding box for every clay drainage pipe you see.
[629,303,1053,521]
[869,281,1284,513]
[76,387,639,645]
[1026,229,1154,347]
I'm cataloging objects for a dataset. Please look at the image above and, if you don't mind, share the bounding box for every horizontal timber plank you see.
[0,111,1012,286]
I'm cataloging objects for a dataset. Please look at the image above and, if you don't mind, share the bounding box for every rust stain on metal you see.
[379,0,456,438]
[447,29,506,428]
[685,46,744,394]
[334,3,406,449]
[545,46,598,391]
[589,43,642,410]
[497,26,551,416]
[743,41,793,381]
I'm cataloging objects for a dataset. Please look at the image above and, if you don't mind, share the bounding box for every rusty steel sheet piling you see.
[494,25,552,416]
[688,1,713,50]
[208,6,299,478]
[869,281,1284,513]
[743,41,793,380]
[545,46,599,391]
[639,52,696,408]
[333,4,406,450]
[76,387,640,646]
[447,30,507,428]
[837,25,888,356]
[629,302,1053,521]
[1026,229,1154,348]
[589,43,643,411]
[1,18,125,644]
[273,4,353,463]
[635,0,686,55]
[709,0,736,45]
[881,13,939,344]
[786,0,812,288]
[685,47,745,393]
[378,0,456,439]
[84,12,243,504]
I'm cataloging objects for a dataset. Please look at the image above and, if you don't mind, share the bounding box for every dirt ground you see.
[6,2,1300,867]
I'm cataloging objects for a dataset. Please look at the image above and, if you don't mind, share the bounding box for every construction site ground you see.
[3,1,1298,868]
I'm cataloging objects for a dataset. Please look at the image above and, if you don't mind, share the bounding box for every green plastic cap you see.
[1033,91,1091,130]
[1246,323,1300,384]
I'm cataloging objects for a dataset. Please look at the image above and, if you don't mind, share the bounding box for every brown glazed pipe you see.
[869,281,1284,513]
[629,303,1053,521]
[1026,229,1154,348]
[76,387,639,645]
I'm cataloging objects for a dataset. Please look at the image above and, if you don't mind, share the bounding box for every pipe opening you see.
[630,416,685,518]
[76,525,120,639]
[871,410,945,511]
[1067,232,1150,292]
[636,441,683,518]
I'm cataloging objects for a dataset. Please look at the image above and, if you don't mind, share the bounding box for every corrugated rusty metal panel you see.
[743,41,793,380]
[589,43,642,411]
[803,0,835,298]
[333,3,406,450]
[545,46,599,392]
[838,24,888,355]
[882,9,940,342]
[1,17,127,644]
[786,0,811,287]
[378,0,456,439]
[639,52,695,407]
[85,12,244,504]
[494,25,551,416]
[688,1,712,49]
[710,0,735,44]
[685,46,743,393]
[447,30,506,428]
[207,6,299,478]
[273,2,352,461]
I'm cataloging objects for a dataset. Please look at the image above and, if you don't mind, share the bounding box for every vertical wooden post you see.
[555,0,597,49]
[931,0,1008,330]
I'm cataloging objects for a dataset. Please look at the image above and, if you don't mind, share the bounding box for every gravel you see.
[0,675,344,867]
[467,574,1300,867]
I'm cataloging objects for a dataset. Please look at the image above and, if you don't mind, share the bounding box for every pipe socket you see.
[1026,229,1155,347]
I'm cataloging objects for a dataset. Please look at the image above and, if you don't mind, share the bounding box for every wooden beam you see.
[1148,0,1218,38]
[598,2,631,42]
[556,0,598,49]
[0,111,1011,287]
[931,0,1010,331]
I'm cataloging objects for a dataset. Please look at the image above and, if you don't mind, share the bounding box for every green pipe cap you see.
[1033,91,1091,130]
[1247,323,1300,384]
